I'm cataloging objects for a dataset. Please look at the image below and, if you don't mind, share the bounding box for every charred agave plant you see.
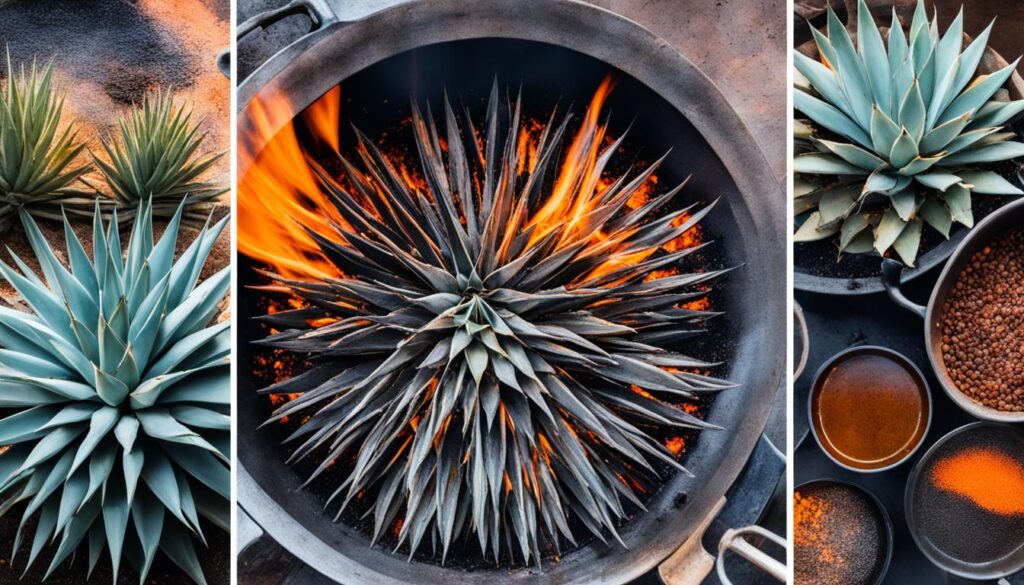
[0,199,229,583]
[257,83,734,565]
[0,52,93,226]
[794,0,1024,265]
[94,90,227,224]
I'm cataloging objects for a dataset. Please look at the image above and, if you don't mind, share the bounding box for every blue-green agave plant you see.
[794,0,1024,265]
[0,199,229,583]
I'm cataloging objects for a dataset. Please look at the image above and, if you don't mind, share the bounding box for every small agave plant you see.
[794,0,1024,265]
[0,199,229,583]
[258,83,733,565]
[94,91,226,223]
[0,52,93,226]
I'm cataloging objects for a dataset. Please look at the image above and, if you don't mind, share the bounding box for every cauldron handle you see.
[219,0,339,77]
[881,258,927,319]
[716,526,788,584]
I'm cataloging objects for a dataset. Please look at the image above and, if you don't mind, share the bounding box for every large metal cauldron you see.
[235,1,785,583]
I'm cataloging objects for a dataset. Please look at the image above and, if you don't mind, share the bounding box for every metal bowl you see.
[883,198,1024,423]
[807,345,932,473]
[794,478,894,585]
[235,1,786,583]
[904,422,1024,579]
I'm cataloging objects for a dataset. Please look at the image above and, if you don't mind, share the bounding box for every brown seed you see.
[940,228,1024,412]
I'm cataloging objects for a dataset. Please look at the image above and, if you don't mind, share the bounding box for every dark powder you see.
[794,482,887,585]
[911,425,1024,564]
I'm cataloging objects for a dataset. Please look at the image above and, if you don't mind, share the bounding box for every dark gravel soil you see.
[0,0,193,98]
[0,511,230,585]
[794,194,1011,279]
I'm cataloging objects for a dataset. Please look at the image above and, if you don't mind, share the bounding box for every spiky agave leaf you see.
[0,199,230,583]
[793,0,1024,265]
[256,82,735,566]
[94,90,227,223]
[0,51,95,226]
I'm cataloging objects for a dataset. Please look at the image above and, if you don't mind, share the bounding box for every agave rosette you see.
[794,0,1024,265]
[0,200,229,583]
[0,52,94,225]
[95,91,227,223]
[255,82,735,565]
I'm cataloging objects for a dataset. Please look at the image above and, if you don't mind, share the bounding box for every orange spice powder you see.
[931,447,1024,516]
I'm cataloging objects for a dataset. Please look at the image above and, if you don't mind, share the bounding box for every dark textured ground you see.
[0,0,230,195]
[0,512,230,585]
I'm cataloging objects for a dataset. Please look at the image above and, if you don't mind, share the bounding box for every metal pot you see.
[793,17,1024,296]
[235,1,785,583]
[794,478,895,585]
[806,345,932,473]
[882,198,1024,423]
[904,422,1024,580]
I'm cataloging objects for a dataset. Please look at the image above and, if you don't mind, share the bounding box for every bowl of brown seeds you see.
[882,198,1024,423]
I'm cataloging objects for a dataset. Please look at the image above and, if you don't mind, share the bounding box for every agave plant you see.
[0,199,229,583]
[0,51,94,226]
[256,82,734,565]
[94,90,226,223]
[794,0,1024,265]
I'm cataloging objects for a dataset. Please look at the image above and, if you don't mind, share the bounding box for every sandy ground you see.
[0,0,230,197]
[0,0,232,297]
[0,2,231,582]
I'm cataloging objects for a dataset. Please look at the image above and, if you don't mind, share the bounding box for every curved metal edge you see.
[806,345,934,474]
[793,229,965,296]
[235,1,786,583]
[880,258,928,318]
[921,197,1024,424]
[904,422,1024,580]
[238,464,412,585]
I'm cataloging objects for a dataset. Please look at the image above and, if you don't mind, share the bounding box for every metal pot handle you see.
[218,0,339,77]
[794,302,810,379]
[716,526,788,584]
[881,258,927,319]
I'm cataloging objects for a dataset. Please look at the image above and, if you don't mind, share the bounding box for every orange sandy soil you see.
[1,0,230,202]
[0,0,231,302]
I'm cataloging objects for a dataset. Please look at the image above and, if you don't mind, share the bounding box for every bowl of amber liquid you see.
[809,346,932,473]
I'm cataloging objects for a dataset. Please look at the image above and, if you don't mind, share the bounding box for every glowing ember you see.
[239,73,730,565]
[238,77,705,283]
[666,437,686,456]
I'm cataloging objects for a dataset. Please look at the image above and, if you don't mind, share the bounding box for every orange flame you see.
[527,75,616,245]
[239,77,704,291]
[238,86,344,280]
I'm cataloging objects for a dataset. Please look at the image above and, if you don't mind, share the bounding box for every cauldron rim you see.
[236,1,786,583]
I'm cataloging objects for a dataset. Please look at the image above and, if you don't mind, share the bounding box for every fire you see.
[665,437,686,456]
[238,75,705,284]
[238,86,344,280]
[240,75,714,461]
[526,75,615,245]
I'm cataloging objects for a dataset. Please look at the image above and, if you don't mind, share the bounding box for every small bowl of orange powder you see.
[808,346,932,473]
[906,422,1024,579]
[794,479,893,585]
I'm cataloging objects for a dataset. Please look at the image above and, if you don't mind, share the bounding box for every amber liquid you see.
[811,350,929,470]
